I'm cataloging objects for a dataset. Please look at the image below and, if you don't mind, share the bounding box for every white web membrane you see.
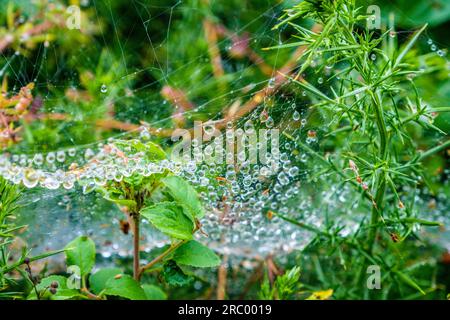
[0,0,449,261]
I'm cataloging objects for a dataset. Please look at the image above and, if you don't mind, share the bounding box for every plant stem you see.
[138,240,185,280]
[81,288,102,300]
[217,254,228,300]
[418,140,450,161]
[132,212,140,281]
[367,91,389,252]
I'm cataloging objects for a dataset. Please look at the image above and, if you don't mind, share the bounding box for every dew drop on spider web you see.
[265,116,274,128]
[46,152,55,164]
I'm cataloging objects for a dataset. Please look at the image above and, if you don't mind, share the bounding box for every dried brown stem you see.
[203,19,225,79]
[217,254,228,300]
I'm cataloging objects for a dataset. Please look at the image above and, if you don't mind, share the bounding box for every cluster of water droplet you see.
[0,114,320,258]
[427,39,446,58]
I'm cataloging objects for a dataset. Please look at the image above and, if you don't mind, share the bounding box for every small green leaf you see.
[28,276,79,300]
[162,176,205,219]
[64,236,96,276]
[162,260,193,287]
[142,284,167,300]
[104,274,147,300]
[89,267,122,295]
[36,276,69,290]
[114,139,166,160]
[173,240,221,267]
[141,202,194,240]
[395,271,425,295]
[103,195,137,208]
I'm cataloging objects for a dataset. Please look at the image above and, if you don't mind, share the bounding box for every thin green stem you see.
[418,140,450,161]
[138,240,186,280]
[367,91,389,252]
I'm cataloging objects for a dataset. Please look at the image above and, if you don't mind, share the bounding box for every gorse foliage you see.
[270,0,450,298]
[0,177,21,292]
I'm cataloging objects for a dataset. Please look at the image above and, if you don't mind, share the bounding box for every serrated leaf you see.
[162,260,193,287]
[162,176,204,219]
[141,202,194,240]
[173,240,221,267]
[89,268,122,295]
[142,284,167,300]
[114,139,166,160]
[104,274,147,300]
[64,236,96,276]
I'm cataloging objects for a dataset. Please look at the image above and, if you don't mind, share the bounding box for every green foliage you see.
[161,176,205,220]
[142,284,167,300]
[1,178,63,298]
[0,177,21,287]
[172,240,221,268]
[103,274,147,300]
[162,260,194,287]
[25,235,169,300]
[64,236,96,276]
[88,268,122,295]
[270,0,450,299]
[28,275,80,300]
[141,202,195,240]
[259,267,302,300]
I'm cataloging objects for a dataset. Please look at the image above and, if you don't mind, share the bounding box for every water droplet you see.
[33,154,44,166]
[100,84,108,93]
[68,148,76,157]
[56,151,66,162]
[293,111,300,121]
[23,168,40,188]
[46,152,55,164]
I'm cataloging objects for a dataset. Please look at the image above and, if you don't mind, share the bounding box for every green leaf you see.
[104,274,147,300]
[89,267,122,295]
[114,139,166,160]
[28,276,80,300]
[103,195,137,208]
[143,141,167,160]
[141,202,194,240]
[395,271,425,295]
[162,176,204,219]
[64,236,96,276]
[162,260,193,287]
[173,240,221,267]
[142,284,167,300]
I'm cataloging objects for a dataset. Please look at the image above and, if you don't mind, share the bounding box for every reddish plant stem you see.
[131,212,140,281]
